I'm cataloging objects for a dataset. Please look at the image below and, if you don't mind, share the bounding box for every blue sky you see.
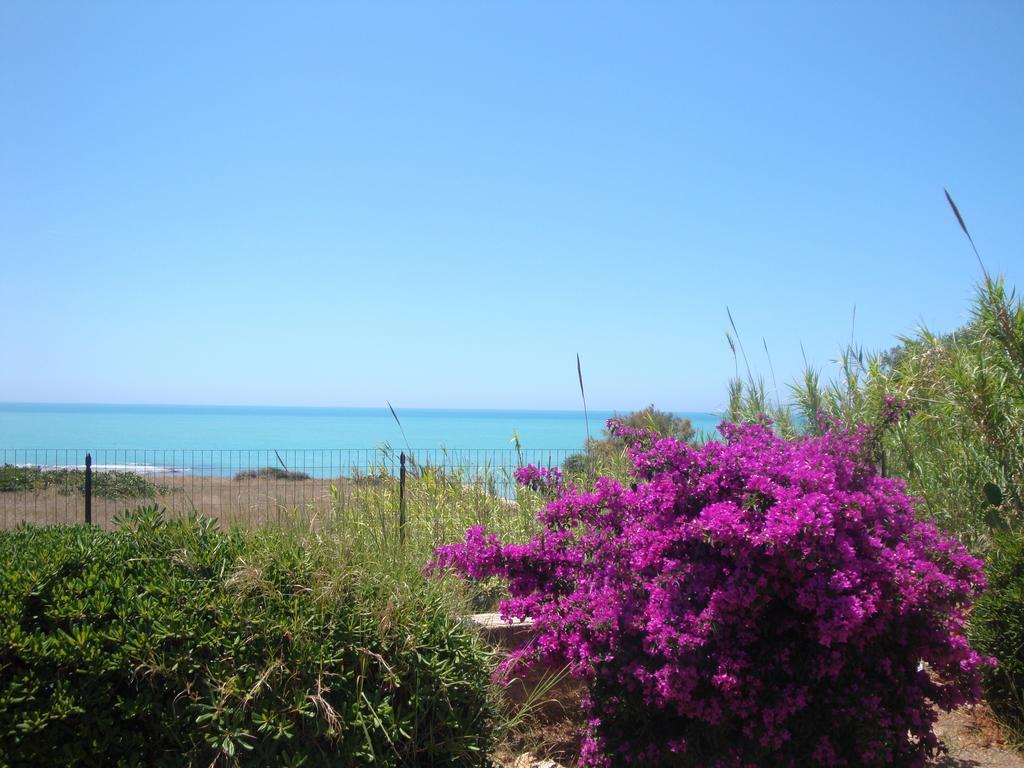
[1,1,1021,412]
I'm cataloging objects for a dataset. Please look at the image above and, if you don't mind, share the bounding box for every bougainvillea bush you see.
[432,420,991,767]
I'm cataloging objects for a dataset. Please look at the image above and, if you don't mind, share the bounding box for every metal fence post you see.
[84,453,93,525]
[399,452,407,545]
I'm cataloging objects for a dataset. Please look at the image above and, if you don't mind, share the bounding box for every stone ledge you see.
[468,612,582,720]
[468,612,536,650]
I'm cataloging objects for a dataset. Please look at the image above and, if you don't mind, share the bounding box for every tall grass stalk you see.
[271,461,555,756]
[271,460,544,612]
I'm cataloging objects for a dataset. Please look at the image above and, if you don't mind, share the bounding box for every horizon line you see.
[0,400,726,417]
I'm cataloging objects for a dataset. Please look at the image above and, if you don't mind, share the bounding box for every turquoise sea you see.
[0,403,724,451]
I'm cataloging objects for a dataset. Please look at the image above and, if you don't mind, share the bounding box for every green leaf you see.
[983,482,1004,507]
[985,505,1008,532]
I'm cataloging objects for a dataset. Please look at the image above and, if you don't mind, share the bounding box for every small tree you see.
[562,406,695,481]
[602,404,695,445]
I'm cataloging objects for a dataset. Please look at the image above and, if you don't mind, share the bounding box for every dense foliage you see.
[970,533,1024,737]
[434,420,989,767]
[0,507,494,767]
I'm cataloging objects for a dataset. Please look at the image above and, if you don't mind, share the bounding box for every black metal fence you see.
[0,447,578,528]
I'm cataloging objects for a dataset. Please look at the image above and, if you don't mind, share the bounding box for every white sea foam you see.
[15,463,190,475]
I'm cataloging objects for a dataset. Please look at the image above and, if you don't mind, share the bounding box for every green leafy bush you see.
[970,534,1024,737]
[53,469,168,499]
[234,467,313,481]
[0,507,494,767]
[0,465,166,499]
[0,465,40,492]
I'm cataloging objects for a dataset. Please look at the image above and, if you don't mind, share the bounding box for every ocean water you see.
[0,403,724,451]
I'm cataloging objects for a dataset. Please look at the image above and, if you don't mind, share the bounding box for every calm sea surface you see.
[0,403,724,451]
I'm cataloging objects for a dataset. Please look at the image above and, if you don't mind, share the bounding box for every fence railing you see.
[0,448,578,528]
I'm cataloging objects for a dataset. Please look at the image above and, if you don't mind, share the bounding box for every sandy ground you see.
[0,473,386,529]
[930,705,1024,768]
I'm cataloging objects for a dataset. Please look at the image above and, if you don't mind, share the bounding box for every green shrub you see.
[0,507,494,767]
[970,534,1024,740]
[559,451,598,478]
[53,469,167,499]
[0,465,41,492]
[233,467,313,481]
[0,465,166,499]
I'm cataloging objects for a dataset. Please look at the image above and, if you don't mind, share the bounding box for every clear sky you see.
[1,2,1021,412]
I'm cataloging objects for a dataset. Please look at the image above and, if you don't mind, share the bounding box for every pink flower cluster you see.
[433,420,990,767]
[513,464,564,495]
[882,395,916,424]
